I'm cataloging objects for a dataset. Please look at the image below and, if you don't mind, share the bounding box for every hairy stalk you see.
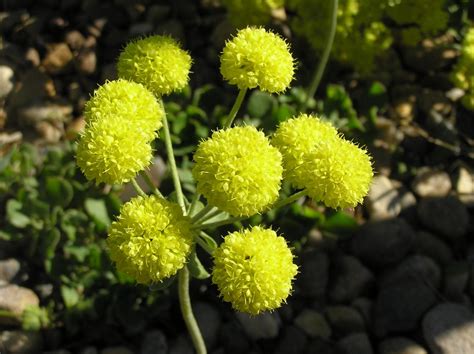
[131,178,147,197]
[193,190,307,230]
[197,232,216,255]
[178,267,207,354]
[160,98,206,353]
[160,99,186,212]
[188,193,201,215]
[302,0,338,112]
[140,170,163,197]
[195,208,224,226]
[191,204,215,223]
[224,88,247,128]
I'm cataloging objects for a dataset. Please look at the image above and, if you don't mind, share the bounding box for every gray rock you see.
[236,311,280,340]
[374,278,437,335]
[443,262,469,301]
[0,258,21,284]
[329,255,374,303]
[380,255,441,289]
[194,302,220,349]
[352,218,415,267]
[0,330,43,353]
[297,251,329,297]
[412,169,452,197]
[351,298,373,328]
[304,338,339,354]
[365,176,416,220]
[0,284,39,325]
[294,309,331,339]
[417,197,469,240]
[17,103,73,125]
[44,350,72,354]
[274,325,308,354]
[0,65,15,100]
[100,347,134,354]
[379,337,427,354]
[325,306,365,335]
[169,334,193,354]
[423,303,474,354]
[141,330,167,354]
[337,332,373,354]
[219,322,250,354]
[79,347,98,354]
[414,231,453,265]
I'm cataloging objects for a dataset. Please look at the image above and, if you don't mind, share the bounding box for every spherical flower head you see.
[212,226,297,315]
[84,79,163,142]
[76,117,152,185]
[271,114,339,188]
[220,27,295,93]
[193,126,282,217]
[117,35,192,96]
[107,195,194,284]
[303,138,373,209]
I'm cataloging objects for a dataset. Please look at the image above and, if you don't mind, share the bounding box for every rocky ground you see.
[1,0,474,353]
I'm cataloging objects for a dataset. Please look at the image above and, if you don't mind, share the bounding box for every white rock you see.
[0,65,15,99]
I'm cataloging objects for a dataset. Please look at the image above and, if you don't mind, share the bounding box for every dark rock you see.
[304,338,341,354]
[414,231,453,265]
[236,312,280,340]
[274,325,308,354]
[297,251,329,297]
[443,262,470,301]
[0,258,21,284]
[417,197,469,240]
[294,309,331,339]
[140,330,167,354]
[219,321,250,354]
[194,302,221,349]
[352,218,415,267]
[169,334,193,354]
[0,330,43,353]
[378,337,427,354]
[325,306,365,336]
[337,332,373,354]
[351,298,373,329]
[329,255,374,303]
[423,303,474,354]
[374,278,437,336]
[100,347,134,354]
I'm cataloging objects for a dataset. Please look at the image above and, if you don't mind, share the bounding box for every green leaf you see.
[45,176,74,207]
[188,248,210,279]
[61,286,80,309]
[273,103,295,123]
[84,198,111,231]
[6,199,30,228]
[321,211,358,233]
[247,90,276,118]
[198,232,218,252]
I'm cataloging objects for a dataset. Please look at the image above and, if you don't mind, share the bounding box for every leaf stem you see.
[224,88,247,128]
[191,204,215,223]
[140,170,163,198]
[178,267,207,354]
[131,178,147,197]
[302,0,338,112]
[160,98,186,212]
[188,193,201,215]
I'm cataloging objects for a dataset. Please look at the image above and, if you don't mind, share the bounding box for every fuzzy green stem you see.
[197,232,215,255]
[140,170,163,198]
[193,190,307,230]
[224,88,247,128]
[178,267,207,354]
[302,0,338,112]
[131,178,147,197]
[160,99,186,212]
[191,204,215,223]
[195,209,224,226]
[188,193,201,215]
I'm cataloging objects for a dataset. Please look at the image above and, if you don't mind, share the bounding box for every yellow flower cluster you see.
[272,114,373,208]
[193,126,283,216]
[117,35,192,96]
[76,80,162,185]
[212,226,297,315]
[107,196,194,284]
[452,28,474,110]
[220,27,295,93]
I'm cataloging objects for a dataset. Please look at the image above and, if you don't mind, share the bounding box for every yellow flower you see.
[220,27,295,93]
[117,35,192,96]
[193,126,282,216]
[272,114,373,208]
[84,79,163,141]
[212,226,298,315]
[76,117,152,185]
[452,27,474,110]
[107,196,194,284]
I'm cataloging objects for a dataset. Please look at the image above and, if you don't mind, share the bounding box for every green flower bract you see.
[193,126,283,217]
[107,195,194,284]
[76,117,152,185]
[212,226,298,315]
[117,35,192,96]
[84,79,163,142]
[220,27,295,93]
